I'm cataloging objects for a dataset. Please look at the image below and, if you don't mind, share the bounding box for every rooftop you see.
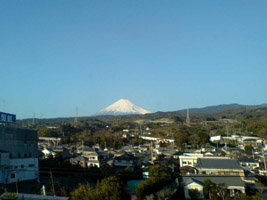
[197,158,243,170]
[183,175,245,187]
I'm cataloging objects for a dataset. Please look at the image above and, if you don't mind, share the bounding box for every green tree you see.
[135,165,172,198]
[189,134,200,148]
[203,179,217,200]
[70,177,130,200]
[174,131,188,150]
[189,189,200,199]
[96,176,130,200]
[244,145,254,154]
[70,184,95,200]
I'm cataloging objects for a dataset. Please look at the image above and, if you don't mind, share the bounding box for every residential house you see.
[222,147,244,158]
[86,151,110,168]
[251,166,267,176]
[76,145,95,155]
[113,154,139,170]
[69,156,88,168]
[183,175,246,199]
[52,145,65,153]
[238,157,260,171]
[242,138,258,149]
[201,143,216,153]
[179,153,204,168]
[172,151,183,160]
[42,148,56,159]
[71,149,110,168]
[196,158,245,177]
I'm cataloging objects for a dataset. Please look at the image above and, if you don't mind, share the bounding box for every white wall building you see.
[179,154,204,168]
[0,126,39,184]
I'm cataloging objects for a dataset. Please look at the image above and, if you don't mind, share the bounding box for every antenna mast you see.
[32,113,36,126]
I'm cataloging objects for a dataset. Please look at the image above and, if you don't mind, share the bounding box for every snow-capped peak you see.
[96,99,151,115]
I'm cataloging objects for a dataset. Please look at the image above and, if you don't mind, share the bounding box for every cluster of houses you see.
[38,134,267,199]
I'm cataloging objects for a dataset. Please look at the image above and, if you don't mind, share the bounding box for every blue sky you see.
[1,1,267,119]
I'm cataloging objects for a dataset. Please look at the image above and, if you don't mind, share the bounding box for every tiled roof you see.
[70,156,88,162]
[183,175,245,187]
[238,157,258,163]
[197,158,243,170]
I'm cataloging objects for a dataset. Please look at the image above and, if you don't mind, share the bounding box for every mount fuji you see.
[96,99,151,116]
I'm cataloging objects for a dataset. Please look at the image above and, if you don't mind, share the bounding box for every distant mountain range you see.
[17,103,267,125]
[174,103,267,114]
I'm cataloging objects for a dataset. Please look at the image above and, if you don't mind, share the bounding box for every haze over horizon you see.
[1,1,267,119]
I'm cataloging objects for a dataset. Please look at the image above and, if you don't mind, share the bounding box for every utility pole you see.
[82,140,84,152]
[171,132,175,172]
[262,150,267,174]
[171,132,174,156]
[150,140,153,164]
[15,171,18,194]
[225,126,229,151]
[49,169,55,196]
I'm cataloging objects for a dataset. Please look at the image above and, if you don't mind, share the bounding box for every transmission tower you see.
[186,105,190,125]
[75,107,78,123]
[32,113,36,126]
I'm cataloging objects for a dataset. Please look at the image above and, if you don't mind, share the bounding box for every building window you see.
[29,164,35,167]
[11,174,15,179]
[24,154,27,158]
[21,165,24,168]
[9,154,12,159]
[18,154,21,158]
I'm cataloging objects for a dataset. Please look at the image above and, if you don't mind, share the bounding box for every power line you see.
[4,168,258,179]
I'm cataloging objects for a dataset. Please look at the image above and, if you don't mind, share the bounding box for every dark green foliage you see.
[135,165,173,198]
[206,117,216,121]
[38,126,61,137]
[203,179,217,199]
[188,188,200,199]
[203,179,229,200]
[70,176,130,200]
[170,116,184,123]
[70,184,95,200]
[245,145,254,153]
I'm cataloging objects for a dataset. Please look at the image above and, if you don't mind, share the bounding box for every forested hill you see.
[174,103,267,114]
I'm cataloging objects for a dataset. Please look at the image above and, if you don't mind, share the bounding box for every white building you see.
[42,148,56,159]
[0,126,39,184]
[179,153,204,168]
